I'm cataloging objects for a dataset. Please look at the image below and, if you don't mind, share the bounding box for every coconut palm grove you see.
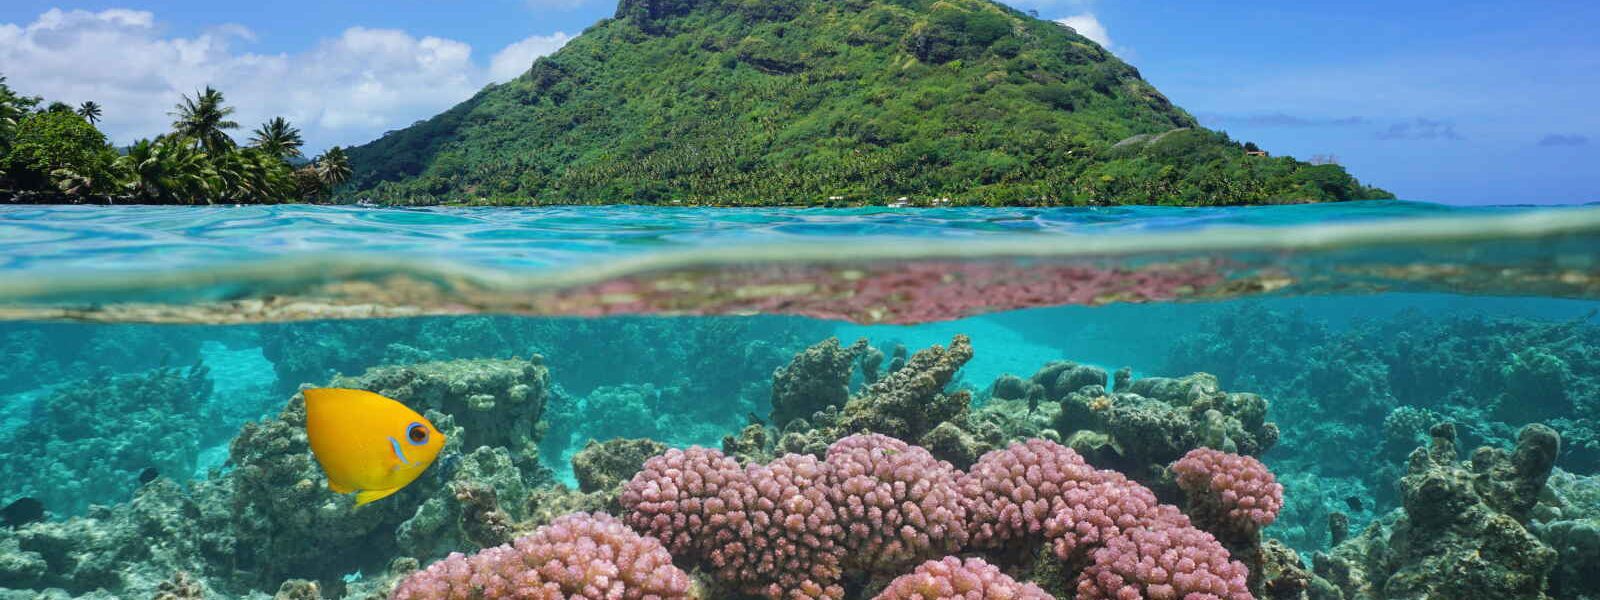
[0,78,350,204]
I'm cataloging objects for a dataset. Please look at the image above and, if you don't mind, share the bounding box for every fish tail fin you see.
[355,487,403,506]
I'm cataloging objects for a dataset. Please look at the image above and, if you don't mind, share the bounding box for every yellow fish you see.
[304,388,446,506]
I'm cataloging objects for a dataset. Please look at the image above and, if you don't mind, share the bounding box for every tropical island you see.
[1,0,1392,207]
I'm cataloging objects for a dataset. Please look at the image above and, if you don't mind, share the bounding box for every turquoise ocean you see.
[1,201,1597,599]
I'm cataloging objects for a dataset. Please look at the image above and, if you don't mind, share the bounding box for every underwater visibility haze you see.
[1,202,1598,599]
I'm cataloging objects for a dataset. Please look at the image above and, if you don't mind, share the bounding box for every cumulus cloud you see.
[1537,133,1588,147]
[1055,13,1112,48]
[0,8,573,151]
[489,32,574,83]
[1376,118,1463,141]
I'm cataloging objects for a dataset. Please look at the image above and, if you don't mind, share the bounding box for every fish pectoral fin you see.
[328,479,356,494]
[355,487,404,506]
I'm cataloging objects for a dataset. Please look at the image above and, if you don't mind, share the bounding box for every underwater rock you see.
[1172,306,1600,560]
[272,579,323,599]
[859,344,885,385]
[778,335,975,456]
[222,358,554,588]
[449,481,513,549]
[0,363,213,515]
[989,373,1033,403]
[1316,422,1559,600]
[918,420,991,469]
[153,571,207,599]
[329,358,550,460]
[1532,469,1600,599]
[1030,360,1108,400]
[1054,372,1278,483]
[571,437,668,494]
[0,478,220,597]
[721,422,775,465]
[769,337,867,429]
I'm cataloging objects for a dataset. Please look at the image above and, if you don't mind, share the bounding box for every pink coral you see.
[962,439,1101,548]
[1075,521,1253,600]
[964,438,1159,558]
[619,446,747,557]
[738,453,847,599]
[1041,475,1179,561]
[1171,448,1283,539]
[621,447,847,599]
[391,512,691,600]
[826,433,970,573]
[874,557,1053,600]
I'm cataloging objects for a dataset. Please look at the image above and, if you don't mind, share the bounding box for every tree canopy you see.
[344,0,1390,206]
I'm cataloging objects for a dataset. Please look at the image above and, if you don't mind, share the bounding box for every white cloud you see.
[0,8,576,152]
[489,32,573,83]
[1056,13,1112,49]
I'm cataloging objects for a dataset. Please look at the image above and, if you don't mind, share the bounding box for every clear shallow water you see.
[1,202,1598,599]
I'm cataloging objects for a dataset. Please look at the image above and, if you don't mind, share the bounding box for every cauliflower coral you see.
[1171,447,1284,539]
[391,512,691,600]
[874,557,1052,600]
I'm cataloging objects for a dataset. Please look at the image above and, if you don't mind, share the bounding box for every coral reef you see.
[1169,306,1600,554]
[1172,448,1284,543]
[571,438,669,495]
[1314,423,1561,600]
[0,323,208,395]
[0,363,214,515]
[825,433,969,574]
[620,435,1261,600]
[1533,468,1600,599]
[0,357,558,597]
[777,335,975,457]
[5,310,1593,600]
[391,512,692,599]
[1052,371,1278,482]
[874,557,1052,600]
[1075,519,1252,600]
[770,337,868,429]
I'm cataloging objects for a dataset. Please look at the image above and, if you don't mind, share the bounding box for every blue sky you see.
[1,0,1595,204]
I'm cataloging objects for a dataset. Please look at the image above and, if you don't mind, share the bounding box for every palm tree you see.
[314,146,352,189]
[77,101,103,125]
[170,86,239,154]
[214,147,295,202]
[249,117,304,160]
[117,138,218,204]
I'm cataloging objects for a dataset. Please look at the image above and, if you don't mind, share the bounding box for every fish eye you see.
[406,422,429,446]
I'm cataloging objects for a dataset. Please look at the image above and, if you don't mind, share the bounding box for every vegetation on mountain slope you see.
[345,0,1390,206]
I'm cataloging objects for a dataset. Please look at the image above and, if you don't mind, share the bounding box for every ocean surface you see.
[1,201,1597,599]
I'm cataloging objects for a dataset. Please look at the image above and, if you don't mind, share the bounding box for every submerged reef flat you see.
[1165,306,1600,554]
[0,311,1596,599]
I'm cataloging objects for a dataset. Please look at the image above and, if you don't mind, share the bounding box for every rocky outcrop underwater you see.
[0,326,1595,599]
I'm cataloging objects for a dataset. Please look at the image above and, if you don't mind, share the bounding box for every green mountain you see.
[345,0,1390,206]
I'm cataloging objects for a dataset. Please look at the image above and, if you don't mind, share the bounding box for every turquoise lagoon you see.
[0,201,1597,598]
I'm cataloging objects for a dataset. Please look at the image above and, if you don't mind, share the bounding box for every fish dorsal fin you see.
[355,487,403,506]
[328,479,355,494]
